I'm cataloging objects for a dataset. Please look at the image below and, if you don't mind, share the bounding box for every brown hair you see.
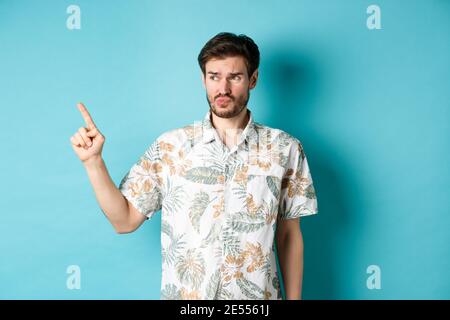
[198,32,260,78]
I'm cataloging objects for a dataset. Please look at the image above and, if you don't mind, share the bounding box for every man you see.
[70,32,318,300]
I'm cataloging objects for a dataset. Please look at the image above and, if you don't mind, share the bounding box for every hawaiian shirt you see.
[118,108,318,300]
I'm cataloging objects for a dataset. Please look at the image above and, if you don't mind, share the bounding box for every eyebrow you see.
[207,72,244,76]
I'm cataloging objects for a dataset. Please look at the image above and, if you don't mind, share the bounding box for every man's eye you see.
[232,76,241,80]
[209,76,218,80]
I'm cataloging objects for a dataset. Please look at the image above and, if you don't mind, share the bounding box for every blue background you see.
[0,0,448,299]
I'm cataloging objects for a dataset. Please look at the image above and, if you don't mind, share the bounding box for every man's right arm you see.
[83,156,146,234]
[70,102,146,234]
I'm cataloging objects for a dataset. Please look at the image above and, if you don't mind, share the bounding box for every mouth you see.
[216,97,231,105]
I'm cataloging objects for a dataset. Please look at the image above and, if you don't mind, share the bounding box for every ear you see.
[249,69,259,89]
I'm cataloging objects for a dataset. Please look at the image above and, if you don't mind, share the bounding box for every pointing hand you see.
[70,103,105,163]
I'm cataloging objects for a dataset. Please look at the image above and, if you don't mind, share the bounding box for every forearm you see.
[83,156,130,230]
[277,231,304,300]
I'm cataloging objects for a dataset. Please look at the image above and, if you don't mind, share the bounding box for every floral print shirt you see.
[119,109,318,300]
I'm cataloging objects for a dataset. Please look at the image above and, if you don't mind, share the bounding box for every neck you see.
[210,107,250,147]
[210,107,249,137]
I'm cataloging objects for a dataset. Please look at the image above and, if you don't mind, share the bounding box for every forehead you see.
[205,56,247,73]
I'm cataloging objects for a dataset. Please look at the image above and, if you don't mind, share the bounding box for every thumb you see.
[86,127,99,137]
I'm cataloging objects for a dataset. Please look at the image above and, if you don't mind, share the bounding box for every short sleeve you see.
[279,139,318,219]
[118,139,164,220]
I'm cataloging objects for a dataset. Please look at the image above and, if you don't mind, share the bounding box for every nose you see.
[218,78,231,96]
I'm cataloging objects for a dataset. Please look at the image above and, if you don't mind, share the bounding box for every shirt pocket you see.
[245,165,285,213]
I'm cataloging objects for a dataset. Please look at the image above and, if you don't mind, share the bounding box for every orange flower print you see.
[246,194,260,215]
[287,172,310,198]
[142,179,152,193]
[159,141,174,152]
[212,196,224,218]
[257,160,271,171]
[128,181,141,197]
[180,288,201,300]
[233,165,249,184]
[249,142,280,169]
[220,255,245,282]
[161,153,176,175]
[128,179,153,197]
[140,159,163,186]
[177,159,192,177]
[241,242,265,273]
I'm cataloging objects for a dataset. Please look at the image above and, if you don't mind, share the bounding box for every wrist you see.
[83,155,104,169]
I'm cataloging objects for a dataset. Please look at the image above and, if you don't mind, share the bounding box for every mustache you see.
[215,94,234,100]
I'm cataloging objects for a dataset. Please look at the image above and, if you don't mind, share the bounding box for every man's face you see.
[202,56,258,119]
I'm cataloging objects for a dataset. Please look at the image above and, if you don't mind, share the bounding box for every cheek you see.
[205,83,218,93]
[234,84,249,96]
[204,85,214,96]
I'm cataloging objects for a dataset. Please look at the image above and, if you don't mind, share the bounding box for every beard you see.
[206,89,250,119]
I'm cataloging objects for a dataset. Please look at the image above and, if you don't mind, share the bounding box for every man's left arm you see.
[276,217,304,300]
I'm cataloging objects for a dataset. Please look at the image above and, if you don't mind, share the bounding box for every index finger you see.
[77,102,96,129]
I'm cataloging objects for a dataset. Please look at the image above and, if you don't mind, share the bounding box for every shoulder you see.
[254,122,305,154]
[153,119,203,153]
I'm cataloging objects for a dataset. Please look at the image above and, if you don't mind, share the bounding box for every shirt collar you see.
[202,108,258,146]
